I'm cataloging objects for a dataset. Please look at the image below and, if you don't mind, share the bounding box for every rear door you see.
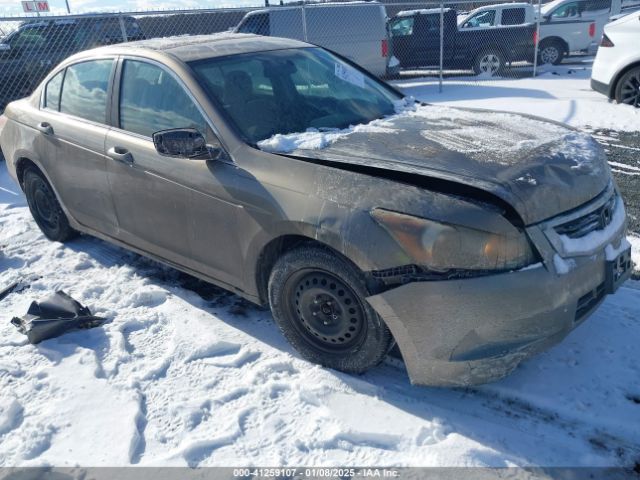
[41,58,119,235]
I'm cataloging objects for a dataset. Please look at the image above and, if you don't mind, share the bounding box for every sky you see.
[0,0,270,16]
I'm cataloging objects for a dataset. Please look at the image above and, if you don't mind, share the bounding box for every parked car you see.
[536,0,627,63]
[234,2,395,77]
[458,2,596,65]
[591,12,640,107]
[0,34,631,386]
[0,15,145,111]
[389,8,536,75]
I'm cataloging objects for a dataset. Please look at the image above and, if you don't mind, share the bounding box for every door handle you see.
[107,146,134,165]
[36,122,53,135]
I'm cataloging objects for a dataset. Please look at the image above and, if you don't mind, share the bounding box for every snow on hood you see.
[259,100,611,225]
[259,100,601,171]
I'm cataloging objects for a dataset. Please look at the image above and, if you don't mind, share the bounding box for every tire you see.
[538,40,565,66]
[23,168,77,242]
[614,67,640,108]
[268,245,393,374]
[473,49,505,77]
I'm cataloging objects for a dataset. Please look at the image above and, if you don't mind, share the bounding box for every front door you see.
[105,58,244,285]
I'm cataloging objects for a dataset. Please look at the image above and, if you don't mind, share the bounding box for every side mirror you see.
[152,128,226,161]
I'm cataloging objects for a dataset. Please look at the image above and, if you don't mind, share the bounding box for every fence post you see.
[439,0,444,93]
[301,0,308,42]
[533,0,541,77]
[119,14,129,43]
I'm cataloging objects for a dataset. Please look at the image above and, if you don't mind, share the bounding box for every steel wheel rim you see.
[287,269,367,352]
[540,46,559,65]
[620,71,640,107]
[479,54,501,75]
[32,179,58,230]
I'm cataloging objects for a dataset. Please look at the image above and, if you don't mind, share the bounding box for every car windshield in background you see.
[190,47,401,145]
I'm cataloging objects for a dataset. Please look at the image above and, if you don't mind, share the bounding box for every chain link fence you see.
[0,0,633,111]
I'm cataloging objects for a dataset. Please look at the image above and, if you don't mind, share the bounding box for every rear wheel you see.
[614,67,640,108]
[23,168,77,242]
[538,40,565,65]
[473,49,505,77]
[268,246,393,373]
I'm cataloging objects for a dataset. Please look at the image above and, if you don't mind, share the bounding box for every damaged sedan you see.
[0,34,632,386]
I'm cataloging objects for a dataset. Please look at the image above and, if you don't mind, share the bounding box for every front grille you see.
[555,194,617,239]
[575,282,605,322]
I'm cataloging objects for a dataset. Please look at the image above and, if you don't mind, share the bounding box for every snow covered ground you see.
[393,62,640,133]
[1,65,640,468]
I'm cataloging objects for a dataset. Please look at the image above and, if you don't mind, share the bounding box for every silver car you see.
[0,34,632,386]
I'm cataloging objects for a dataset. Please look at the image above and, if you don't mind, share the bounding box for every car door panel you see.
[105,58,245,286]
[47,115,118,235]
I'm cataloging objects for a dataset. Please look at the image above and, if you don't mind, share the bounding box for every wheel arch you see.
[610,61,640,100]
[254,234,370,307]
[539,36,569,54]
[15,156,42,189]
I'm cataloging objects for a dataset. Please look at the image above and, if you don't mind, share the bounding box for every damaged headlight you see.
[371,209,538,272]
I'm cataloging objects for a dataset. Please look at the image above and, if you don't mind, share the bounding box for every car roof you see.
[80,33,312,63]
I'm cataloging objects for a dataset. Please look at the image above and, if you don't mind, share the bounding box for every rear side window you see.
[502,8,526,25]
[237,13,270,36]
[119,60,208,138]
[583,0,611,11]
[60,60,112,124]
[44,70,64,111]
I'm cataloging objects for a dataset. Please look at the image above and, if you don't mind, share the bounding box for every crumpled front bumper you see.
[367,191,629,387]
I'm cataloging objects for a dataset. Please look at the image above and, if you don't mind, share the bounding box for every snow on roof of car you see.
[101,33,311,62]
[396,8,452,16]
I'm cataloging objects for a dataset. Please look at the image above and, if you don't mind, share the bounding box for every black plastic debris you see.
[10,291,105,344]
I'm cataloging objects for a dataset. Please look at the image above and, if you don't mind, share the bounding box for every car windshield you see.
[190,47,401,145]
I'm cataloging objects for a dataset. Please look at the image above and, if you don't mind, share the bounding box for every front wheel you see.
[268,246,393,374]
[473,49,505,77]
[614,67,640,108]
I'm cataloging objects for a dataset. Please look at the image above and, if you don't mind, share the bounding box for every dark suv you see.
[0,15,145,110]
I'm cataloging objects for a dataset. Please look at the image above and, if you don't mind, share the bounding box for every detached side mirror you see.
[152,128,227,161]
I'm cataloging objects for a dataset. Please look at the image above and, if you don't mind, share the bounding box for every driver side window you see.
[463,10,497,28]
[390,17,414,37]
[119,60,209,138]
[551,2,582,18]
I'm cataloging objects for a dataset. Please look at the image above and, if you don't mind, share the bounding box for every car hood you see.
[266,105,611,225]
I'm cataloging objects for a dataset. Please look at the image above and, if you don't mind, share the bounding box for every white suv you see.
[591,12,640,107]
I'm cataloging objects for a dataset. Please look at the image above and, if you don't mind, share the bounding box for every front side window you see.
[119,60,208,138]
[11,27,46,48]
[60,59,112,124]
[237,14,270,36]
[390,17,414,36]
[551,2,582,18]
[191,47,401,145]
[462,10,496,28]
[44,69,64,111]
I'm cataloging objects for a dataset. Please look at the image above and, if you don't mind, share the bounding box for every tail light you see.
[588,22,596,37]
[600,33,614,47]
[381,39,389,57]
[533,30,538,45]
